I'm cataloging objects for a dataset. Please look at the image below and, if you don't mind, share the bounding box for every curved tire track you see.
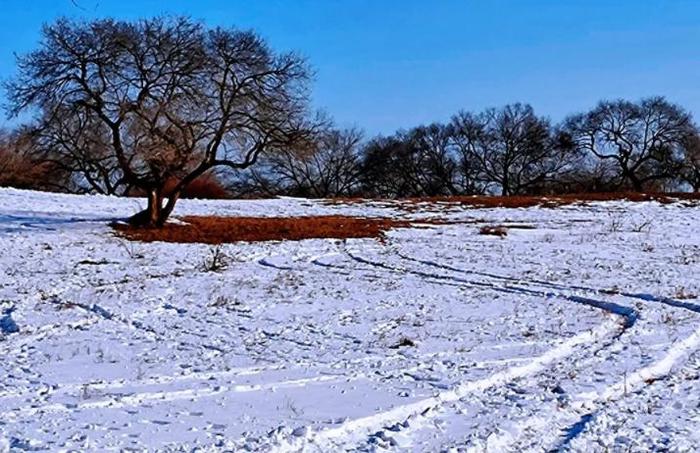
[386,251,700,451]
[265,247,638,451]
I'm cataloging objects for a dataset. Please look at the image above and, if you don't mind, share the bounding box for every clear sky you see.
[1,0,699,135]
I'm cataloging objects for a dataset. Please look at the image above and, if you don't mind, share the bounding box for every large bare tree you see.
[408,124,460,196]
[564,97,696,191]
[451,104,575,195]
[6,17,314,226]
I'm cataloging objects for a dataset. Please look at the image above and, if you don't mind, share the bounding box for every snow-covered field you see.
[1,188,699,452]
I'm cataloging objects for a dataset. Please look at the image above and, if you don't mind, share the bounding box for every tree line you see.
[235,98,700,198]
[0,17,699,227]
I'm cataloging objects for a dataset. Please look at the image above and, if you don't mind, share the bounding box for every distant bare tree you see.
[564,97,695,191]
[448,113,489,194]
[408,124,460,195]
[0,130,35,188]
[248,127,363,197]
[451,104,575,195]
[0,128,69,190]
[6,17,314,226]
[359,124,460,198]
[358,135,407,197]
[680,134,700,192]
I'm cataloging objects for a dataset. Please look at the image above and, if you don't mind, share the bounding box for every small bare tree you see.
[6,17,314,226]
[564,97,696,191]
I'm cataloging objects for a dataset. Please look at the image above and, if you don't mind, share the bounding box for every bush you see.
[170,173,231,200]
[479,225,508,237]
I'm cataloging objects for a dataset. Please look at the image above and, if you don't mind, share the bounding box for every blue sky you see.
[1,0,699,134]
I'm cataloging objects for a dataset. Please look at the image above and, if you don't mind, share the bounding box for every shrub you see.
[479,225,508,237]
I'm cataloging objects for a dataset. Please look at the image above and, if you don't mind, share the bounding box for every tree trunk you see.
[149,189,163,226]
[630,177,643,192]
[501,173,510,196]
[159,190,181,227]
[128,188,164,227]
[623,170,643,192]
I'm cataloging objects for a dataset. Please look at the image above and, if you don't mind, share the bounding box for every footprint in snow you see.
[162,303,187,315]
[0,307,19,335]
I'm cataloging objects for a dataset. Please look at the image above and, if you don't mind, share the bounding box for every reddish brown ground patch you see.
[113,215,413,244]
[325,192,700,211]
[114,192,699,244]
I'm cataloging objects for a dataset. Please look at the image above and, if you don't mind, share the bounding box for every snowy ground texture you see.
[1,188,699,452]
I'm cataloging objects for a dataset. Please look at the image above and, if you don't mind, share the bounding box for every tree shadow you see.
[0,213,121,233]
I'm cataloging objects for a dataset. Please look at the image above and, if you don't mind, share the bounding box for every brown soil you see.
[113,215,413,244]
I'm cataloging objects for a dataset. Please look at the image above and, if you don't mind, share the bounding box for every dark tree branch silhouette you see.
[564,97,695,191]
[681,134,700,192]
[247,126,363,197]
[451,104,577,195]
[6,17,315,226]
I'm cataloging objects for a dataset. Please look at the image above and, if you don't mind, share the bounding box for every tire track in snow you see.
[397,251,700,314]
[0,363,288,400]
[485,323,700,452]
[254,246,646,451]
[266,249,637,451]
[271,319,620,452]
[390,251,700,451]
[340,248,640,450]
[1,344,533,410]
[44,295,232,355]
[259,253,351,277]
[552,323,700,451]
[0,374,350,421]
[310,251,636,327]
[342,249,638,329]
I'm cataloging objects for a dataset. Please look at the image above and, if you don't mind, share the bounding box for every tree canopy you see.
[6,17,315,225]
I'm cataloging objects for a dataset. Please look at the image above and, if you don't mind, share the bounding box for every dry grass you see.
[113,215,413,244]
[325,192,700,211]
[113,191,699,244]
[479,225,509,237]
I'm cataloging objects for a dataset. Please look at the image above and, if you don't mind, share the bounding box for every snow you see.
[0,187,699,452]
